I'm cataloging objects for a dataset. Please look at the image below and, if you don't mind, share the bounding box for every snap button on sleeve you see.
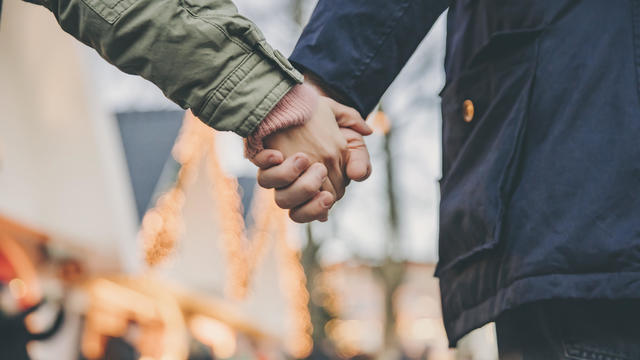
[274,50,294,70]
[463,99,474,122]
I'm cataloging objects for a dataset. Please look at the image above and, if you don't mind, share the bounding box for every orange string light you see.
[140,110,313,357]
[142,111,207,266]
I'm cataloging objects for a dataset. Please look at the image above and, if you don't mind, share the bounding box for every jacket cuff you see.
[244,83,319,159]
[195,49,304,137]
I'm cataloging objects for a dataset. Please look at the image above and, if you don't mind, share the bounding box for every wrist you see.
[303,72,351,107]
[244,83,319,159]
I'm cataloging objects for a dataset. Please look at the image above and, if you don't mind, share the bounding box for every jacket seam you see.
[493,38,541,289]
[80,0,136,24]
[197,52,294,136]
[106,0,127,11]
[445,270,640,332]
[197,51,258,120]
[239,78,293,135]
[112,0,136,16]
[180,0,252,53]
[435,48,540,275]
[214,51,266,123]
[443,271,640,344]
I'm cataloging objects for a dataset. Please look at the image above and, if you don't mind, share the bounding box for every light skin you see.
[250,77,372,223]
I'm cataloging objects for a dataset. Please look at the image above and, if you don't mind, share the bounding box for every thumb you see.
[341,128,372,182]
[249,149,284,169]
[327,98,373,136]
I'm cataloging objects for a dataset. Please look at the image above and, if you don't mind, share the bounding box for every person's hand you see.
[251,95,372,223]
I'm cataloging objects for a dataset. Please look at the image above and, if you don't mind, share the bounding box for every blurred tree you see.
[291,0,305,26]
[287,2,437,358]
[302,225,337,359]
[371,105,406,360]
[288,2,338,358]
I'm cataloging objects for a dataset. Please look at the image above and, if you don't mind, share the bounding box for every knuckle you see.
[317,164,329,178]
[333,147,343,157]
[282,166,300,182]
[274,193,292,209]
[285,172,299,183]
[290,206,324,223]
[289,210,306,224]
[301,181,319,196]
[338,144,348,156]
[257,176,271,188]
[323,150,340,164]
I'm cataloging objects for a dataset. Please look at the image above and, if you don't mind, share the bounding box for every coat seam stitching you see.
[346,0,411,89]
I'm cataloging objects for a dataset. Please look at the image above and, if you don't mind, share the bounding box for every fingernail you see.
[295,157,307,171]
[321,196,333,208]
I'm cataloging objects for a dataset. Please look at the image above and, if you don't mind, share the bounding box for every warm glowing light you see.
[142,211,164,235]
[82,328,105,359]
[82,278,188,360]
[324,319,373,357]
[90,279,157,321]
[189,315,237,358]
[9,278,27,298]
[142,111,207,266]
[0,236,41,306]
[140,111,313,358]
[369,111,391,134]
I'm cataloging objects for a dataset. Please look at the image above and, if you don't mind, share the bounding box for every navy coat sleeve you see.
[290,0,448,117]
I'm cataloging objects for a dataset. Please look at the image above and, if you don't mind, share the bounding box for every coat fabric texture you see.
[6,0,302,137]
[291,0,640,345]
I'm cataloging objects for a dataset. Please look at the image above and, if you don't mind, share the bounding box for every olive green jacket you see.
[4,0,303,136]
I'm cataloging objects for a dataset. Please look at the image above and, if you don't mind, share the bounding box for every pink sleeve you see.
[244,83,319,159]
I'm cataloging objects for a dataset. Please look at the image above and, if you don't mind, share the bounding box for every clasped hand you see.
[250,95,372,223]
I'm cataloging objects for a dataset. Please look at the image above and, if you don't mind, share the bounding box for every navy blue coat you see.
[291,0,640,345]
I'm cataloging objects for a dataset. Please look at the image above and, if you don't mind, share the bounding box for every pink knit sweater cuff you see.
[245,83,319,159]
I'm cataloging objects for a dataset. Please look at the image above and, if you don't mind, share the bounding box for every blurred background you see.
[0,0,497,359]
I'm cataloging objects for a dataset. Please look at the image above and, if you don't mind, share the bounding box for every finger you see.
[342,128,372,182]
[346,147,371,181]
[274,163,327,209]
[257,153,310,189]
[320,173,351,203]
[320,175,337,198]
[325,160,347,200]
[289,191,334,223]
[327,98,373,135]
[250,149,284,169]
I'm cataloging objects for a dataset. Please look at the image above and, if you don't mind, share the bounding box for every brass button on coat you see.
[463,99,474,122]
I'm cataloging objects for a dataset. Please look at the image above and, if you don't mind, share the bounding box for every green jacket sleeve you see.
[26,0,303,136]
